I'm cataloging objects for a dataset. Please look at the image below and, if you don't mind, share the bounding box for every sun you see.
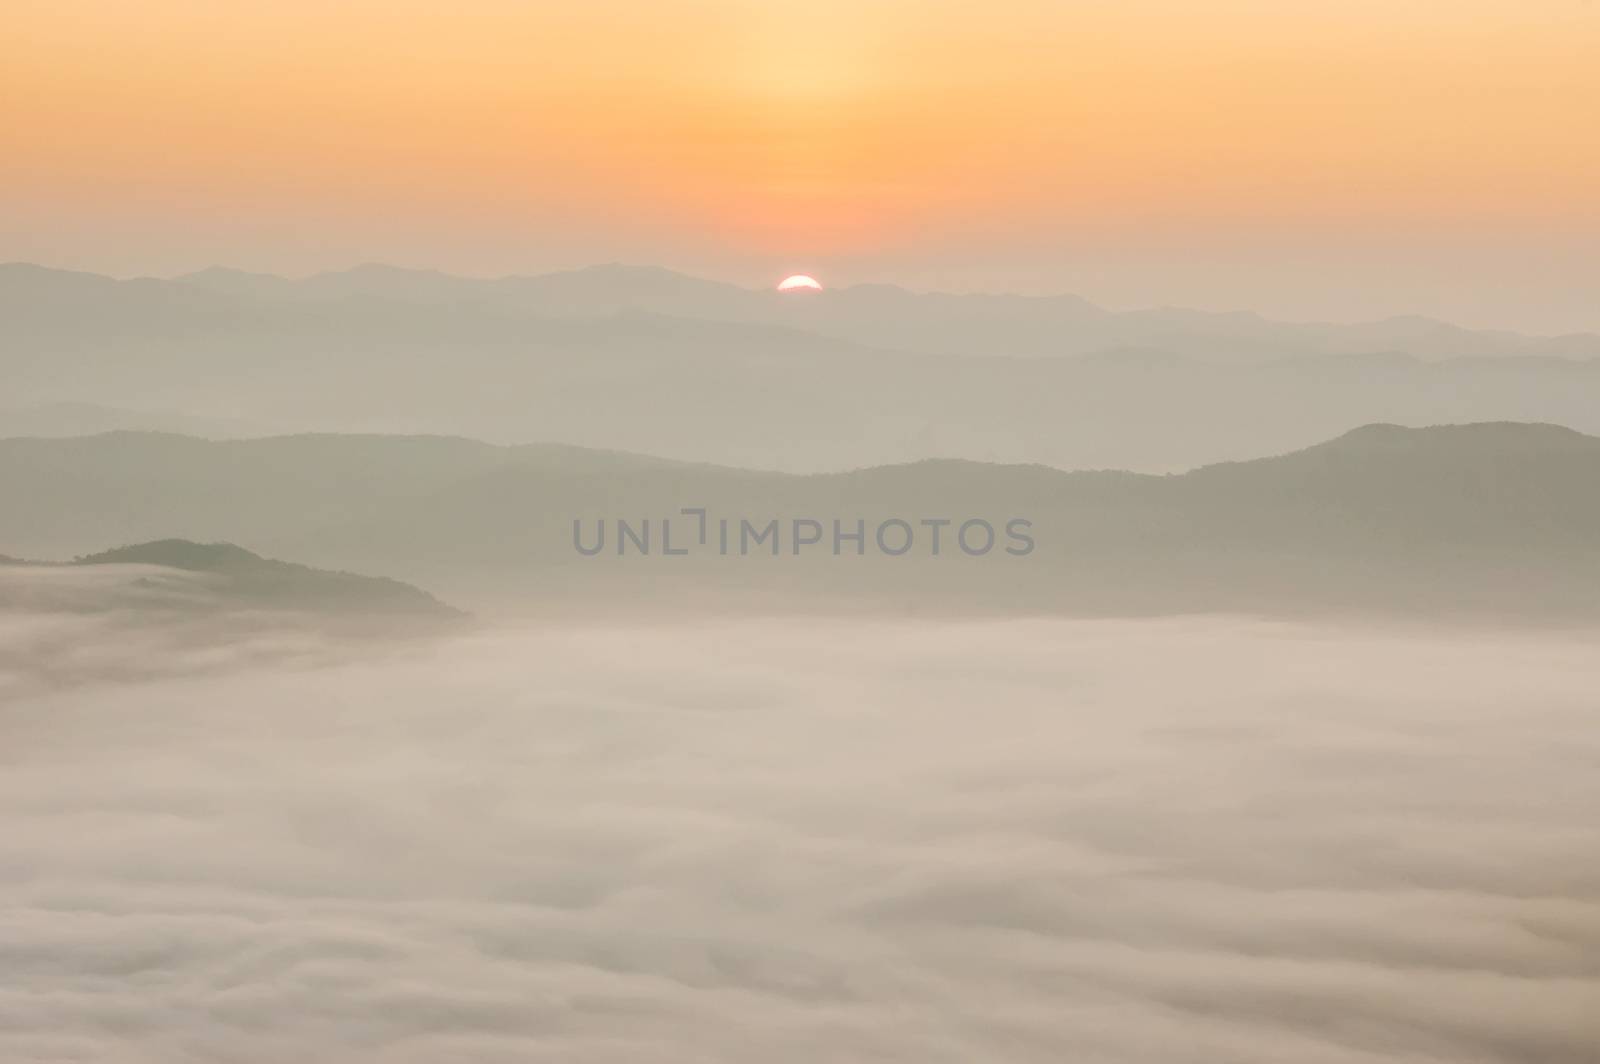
[777,274,823,292]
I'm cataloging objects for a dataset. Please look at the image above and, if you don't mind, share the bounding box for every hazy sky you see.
[4,1,1598,331]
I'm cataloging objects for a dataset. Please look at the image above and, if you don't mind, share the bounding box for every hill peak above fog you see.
[76,538,267,570]
[58,538,459,617]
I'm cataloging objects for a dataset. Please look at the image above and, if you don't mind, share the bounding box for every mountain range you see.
[3,423,1596,618]
[6,262,1600,472]
[26,261,1599,362]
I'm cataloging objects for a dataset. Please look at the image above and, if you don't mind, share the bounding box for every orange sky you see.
[4,1,1598,329]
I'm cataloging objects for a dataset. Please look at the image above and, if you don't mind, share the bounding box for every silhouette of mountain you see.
[1,538,459,617]
[2,424,1596,617]
[27,260,1599,361]
[8,262,1600,472]
[170,265,300,301]
[0,431,695,561]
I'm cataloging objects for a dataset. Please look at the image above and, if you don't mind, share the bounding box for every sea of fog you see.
[2,615,1598,1062]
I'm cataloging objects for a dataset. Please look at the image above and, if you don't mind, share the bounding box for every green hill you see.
[1,539,460,618]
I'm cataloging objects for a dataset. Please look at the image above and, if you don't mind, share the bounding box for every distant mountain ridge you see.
[1289,420,1598,458]
[7,261,1600,473]
[2,423,1597,618]
[8,261,1599,361]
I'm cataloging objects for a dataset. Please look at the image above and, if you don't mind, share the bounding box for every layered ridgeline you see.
[5,263,1600,472]
[0,539,458,619]
[2,423,1597,617]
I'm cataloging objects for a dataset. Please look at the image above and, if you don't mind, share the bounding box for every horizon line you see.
[4,258,1597,341]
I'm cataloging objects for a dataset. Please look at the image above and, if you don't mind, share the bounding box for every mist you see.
[3,612,1597,1062]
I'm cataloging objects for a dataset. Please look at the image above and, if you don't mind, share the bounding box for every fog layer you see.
[2,617,1597,1062]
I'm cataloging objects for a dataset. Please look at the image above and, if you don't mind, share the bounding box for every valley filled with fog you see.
[3,611,1597,1063]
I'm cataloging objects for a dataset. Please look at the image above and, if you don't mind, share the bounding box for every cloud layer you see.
[2,616,1598,1061]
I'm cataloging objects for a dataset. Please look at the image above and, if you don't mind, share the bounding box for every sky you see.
[4,0,1598,332]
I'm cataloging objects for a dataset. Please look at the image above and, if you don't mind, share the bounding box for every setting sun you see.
[777,274,822,291]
